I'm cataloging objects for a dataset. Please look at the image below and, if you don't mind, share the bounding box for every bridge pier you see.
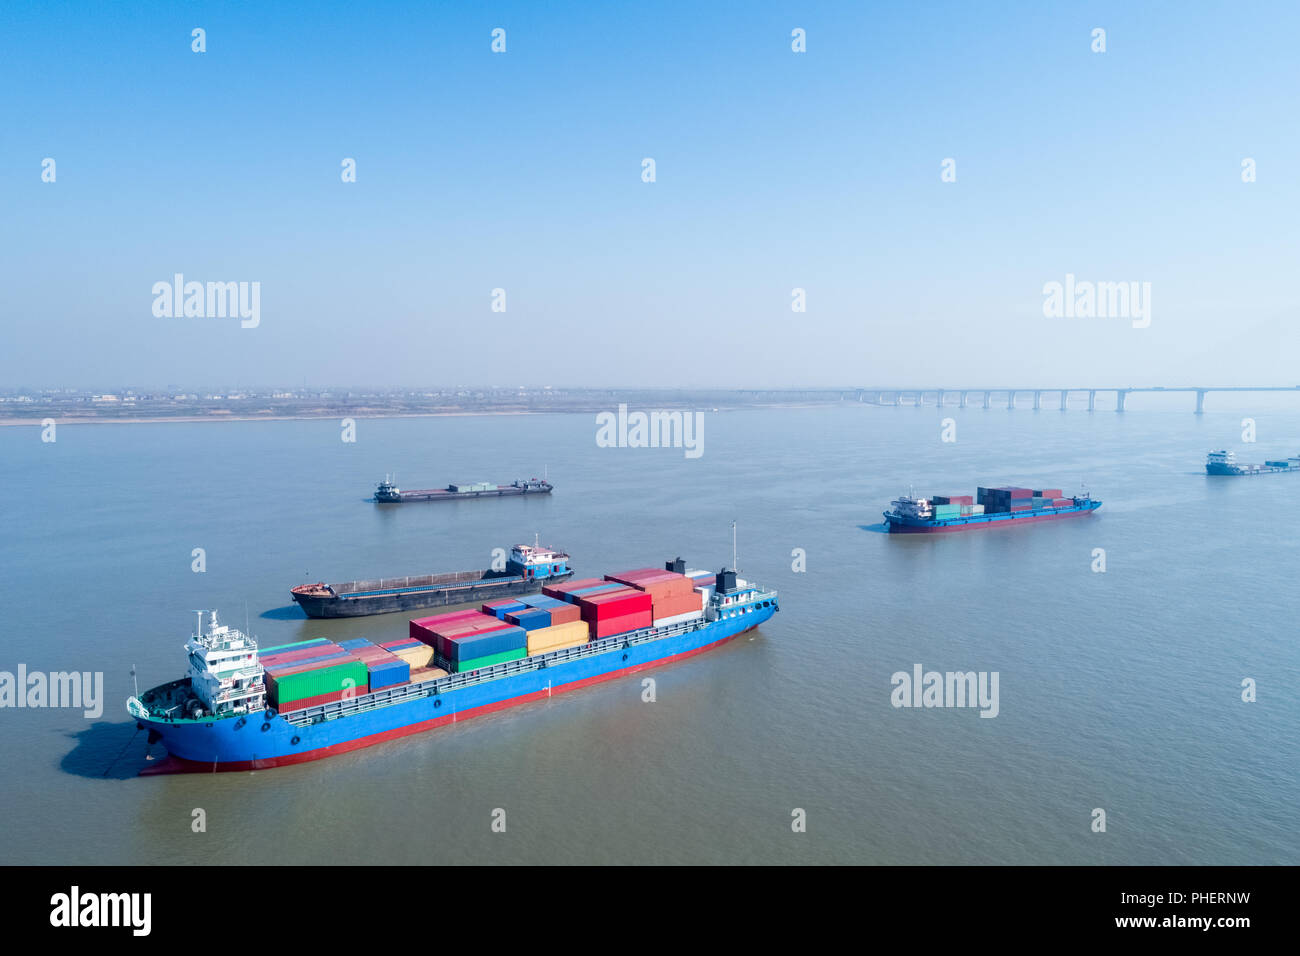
[1116,390,1128,412]
[1195,389,1207,414]
[983,391,991,409]
[1032,390,1042,411]
[959,391,968,408]
[1059,389,1068,410]
[893,392,901,407]
[1007,390,1016,409]
[1088,390,1096,412]
[936,389,945,408]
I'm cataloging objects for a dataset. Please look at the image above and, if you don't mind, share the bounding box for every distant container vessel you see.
[129,559,778,773]
[290,544,574,618]
[374,476,552,503]
[1206,450,1300,476]
[884,485,1101,533]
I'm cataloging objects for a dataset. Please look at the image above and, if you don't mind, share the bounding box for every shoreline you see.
[0,402,839,427]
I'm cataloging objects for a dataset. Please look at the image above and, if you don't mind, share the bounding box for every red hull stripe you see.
[142,627,750,774]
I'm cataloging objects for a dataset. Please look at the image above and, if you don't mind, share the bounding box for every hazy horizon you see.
[4,1,1298,388]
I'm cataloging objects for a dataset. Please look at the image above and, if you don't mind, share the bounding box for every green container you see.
[454,648,527,673]
[272,659,368,703]
[260,638,328,654]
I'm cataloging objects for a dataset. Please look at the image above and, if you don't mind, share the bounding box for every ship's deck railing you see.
[277,598,775,729]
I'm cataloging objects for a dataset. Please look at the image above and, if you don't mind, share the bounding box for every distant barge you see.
[1206,449,1300,476]
[374,477,552,503]
[291,544,573,618]
[884,485,1101,533]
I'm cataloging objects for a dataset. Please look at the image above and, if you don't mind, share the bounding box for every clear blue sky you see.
[2,1,1298,388]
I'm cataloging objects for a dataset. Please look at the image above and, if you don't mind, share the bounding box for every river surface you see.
[1,400,1297,864]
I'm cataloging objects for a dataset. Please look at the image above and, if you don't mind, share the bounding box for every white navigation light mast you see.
[732,520,738,572]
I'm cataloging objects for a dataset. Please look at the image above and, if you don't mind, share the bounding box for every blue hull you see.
[135,605,776,773]
[885,499,1102,532]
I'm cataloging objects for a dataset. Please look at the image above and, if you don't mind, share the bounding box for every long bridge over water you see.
[736,386,1300,414]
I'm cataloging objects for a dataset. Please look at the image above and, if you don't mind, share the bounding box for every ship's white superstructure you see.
[184,611,265,718]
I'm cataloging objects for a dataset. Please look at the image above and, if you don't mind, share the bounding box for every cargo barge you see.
[290,544,573,618]
[374,476,552,502]
[884,485,1101,533]
[1206,449,1300,476]
[129,561,778,773]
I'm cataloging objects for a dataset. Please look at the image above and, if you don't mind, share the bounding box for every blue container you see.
[506,608,552,631]
[487,600,528,620]
[339,638,376,650]
[519,595,566,610]
[367,659,411,689]
[447,625,527,663]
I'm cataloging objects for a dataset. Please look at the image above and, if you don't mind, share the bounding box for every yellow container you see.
[394,645,433,668]
[526,620,589,655]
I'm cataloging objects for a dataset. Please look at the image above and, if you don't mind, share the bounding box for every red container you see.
[606,570,696,601]
[590,610,653,639]
[263,653,354,678]
[261,643,342,666]
[1052,498,1072,506]
[651,592,700,619]
[272,684,369,713]
[1034,488,1063,499]
[410,610,482,642]
[545,603,582,626]
[578,588,653,620]
[1006,488,1034,499]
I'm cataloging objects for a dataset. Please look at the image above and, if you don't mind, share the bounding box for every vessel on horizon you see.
[1205,449,1300,476]
[884,485,1101,533]
[374,475,553,503]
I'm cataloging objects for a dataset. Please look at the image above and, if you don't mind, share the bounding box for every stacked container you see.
[517,594,582,625]
[575,587,654,639]
[261,640,369,712]
[409,610,526,673]
[543,578,609,602]
[524,620,590,656]
[338,639,411,690]
[604,568,704,625]
[378,637,434,669]
[481,598,528,620]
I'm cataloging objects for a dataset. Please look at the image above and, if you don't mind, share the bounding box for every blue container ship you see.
[128,564,778,773]
[1206,449,1300,476]
[884,484,1101,533]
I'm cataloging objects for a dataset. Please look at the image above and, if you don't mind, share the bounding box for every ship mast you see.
[732,520,738,573]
